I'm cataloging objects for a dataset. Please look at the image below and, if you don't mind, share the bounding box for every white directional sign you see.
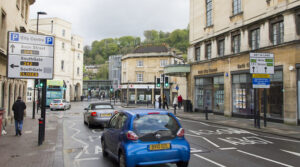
[250,53,274,74]
[7,32,54,79]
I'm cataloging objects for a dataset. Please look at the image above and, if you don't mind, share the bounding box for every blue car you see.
[101,109,190,167]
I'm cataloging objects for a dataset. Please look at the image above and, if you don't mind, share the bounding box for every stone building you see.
[188,0,300,125]
[121,45,186,105]
[0,0,35,125]
[109,55,122,92]
[29,17,84,101]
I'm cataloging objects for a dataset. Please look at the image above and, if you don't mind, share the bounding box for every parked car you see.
[50,99,71,111]
[83,103,115,128]
[101,109,190,167]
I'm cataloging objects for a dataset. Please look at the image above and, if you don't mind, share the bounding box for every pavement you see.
[0,103,64,167]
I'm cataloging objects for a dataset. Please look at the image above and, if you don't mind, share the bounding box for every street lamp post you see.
[33,11,47,120]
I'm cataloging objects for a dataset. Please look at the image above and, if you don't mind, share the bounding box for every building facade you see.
[188,0,300,125]
[121,45,186,105]
[29,17,84,101]
[82,80,112,98]
[0,0,35,125]
[109,55,122,91]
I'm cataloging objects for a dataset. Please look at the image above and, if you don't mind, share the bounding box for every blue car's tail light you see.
[127,131,139,140]
[177,128,185,137]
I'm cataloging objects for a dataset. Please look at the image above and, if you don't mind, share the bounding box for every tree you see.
[96,63,109,80]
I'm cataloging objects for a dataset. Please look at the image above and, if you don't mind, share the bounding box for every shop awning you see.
[164,64,191,77]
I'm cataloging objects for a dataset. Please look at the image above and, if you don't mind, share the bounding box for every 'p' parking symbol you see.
[10,33,19,41]
[45,37,53,45]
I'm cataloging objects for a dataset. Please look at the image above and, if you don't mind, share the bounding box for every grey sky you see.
[30,0,189,46]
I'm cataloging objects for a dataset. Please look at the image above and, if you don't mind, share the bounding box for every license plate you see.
[55,104,58,106]
[149,143,170,151]
[100,113,112,117]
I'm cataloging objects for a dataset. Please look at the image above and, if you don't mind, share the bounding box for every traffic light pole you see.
[38,79,47,145]
[154,76,156,108]
[32,80,36,119]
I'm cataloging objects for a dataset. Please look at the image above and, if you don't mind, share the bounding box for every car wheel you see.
[176,161,189,167]
[119,151,127,167]
[101,140,108,157]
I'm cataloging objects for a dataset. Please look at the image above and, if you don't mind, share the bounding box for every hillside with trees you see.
[83,28,189,80]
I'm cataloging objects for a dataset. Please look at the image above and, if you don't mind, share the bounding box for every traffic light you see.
[35,80,39,88]
[110,86,114,92]
[39,82,44,87]
[156,78,161,87]
[165,77,169,87]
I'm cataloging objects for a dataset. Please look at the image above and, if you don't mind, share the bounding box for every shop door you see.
[204,89,213,111]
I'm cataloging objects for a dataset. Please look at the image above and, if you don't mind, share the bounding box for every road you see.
[59,100,300,167]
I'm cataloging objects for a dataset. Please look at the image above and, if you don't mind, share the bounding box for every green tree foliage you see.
[96,63,109,80]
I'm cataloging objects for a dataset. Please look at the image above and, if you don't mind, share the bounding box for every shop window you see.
[206,0,213,27]
[195,47,201,61]
[205,43,212,60]
[233,0,242,15]
[250,28,260,50]
[195,78,213,111]
[218,39,225,57]
[213,76,224,113]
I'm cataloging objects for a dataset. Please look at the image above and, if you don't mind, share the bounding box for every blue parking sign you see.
[45,37,53,45]
[10,33,19,41]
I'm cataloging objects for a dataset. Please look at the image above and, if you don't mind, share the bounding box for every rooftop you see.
[132,45,169,54]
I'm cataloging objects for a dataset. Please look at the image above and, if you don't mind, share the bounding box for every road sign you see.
[252,78,270,88]
[7,32,54,79]
[250,53,274,74]
[175,85,179,91]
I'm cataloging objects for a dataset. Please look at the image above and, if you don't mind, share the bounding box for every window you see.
[218,39,225,57]
[233,0,242,15]
[296,11,300,35]
[232,34,240,53]
[206,0,213,26]
[136,73,143,82]
[77,53,80,60]
[251,28,260,50]
[195,47,201,61]
[62,42,65,49]
[123,72,126,82]
[77,67,80,75]
[160,60,168,67]
[272,21,284,45]
[0,10,7,48]
[136,60,143,67]
[62,29,65,37]
[78,43,80,49]
[61,60,64,70]
[205,43,212,59]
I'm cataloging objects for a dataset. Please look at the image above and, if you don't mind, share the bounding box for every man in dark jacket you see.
[12,96,26,136]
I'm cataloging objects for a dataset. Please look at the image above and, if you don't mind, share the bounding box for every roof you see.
[132,45,169,53]
[122,109,170,116]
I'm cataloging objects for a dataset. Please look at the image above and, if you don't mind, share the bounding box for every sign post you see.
[7,32,54,145]
[250,53,274,128]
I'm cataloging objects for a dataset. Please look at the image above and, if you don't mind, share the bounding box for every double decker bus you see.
[46,80,66,106]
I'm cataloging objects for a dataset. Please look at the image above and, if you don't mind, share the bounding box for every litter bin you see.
[81,96,84,101]
[0,108,5,136]
[183,100,193,112]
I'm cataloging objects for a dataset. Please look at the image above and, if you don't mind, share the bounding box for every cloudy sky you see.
[30,0,190,46]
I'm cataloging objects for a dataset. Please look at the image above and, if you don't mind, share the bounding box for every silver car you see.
[50,99,71,111]
[83,103,115,128]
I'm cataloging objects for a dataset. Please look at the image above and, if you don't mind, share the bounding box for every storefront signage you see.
[237,63,250,69]
[7,32,54,79]
[252,78,270,88]
[250,53,274,74]
[120,84,155,89]
[198,68,218,75]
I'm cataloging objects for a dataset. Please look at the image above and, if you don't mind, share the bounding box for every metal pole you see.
[127,81,129,106]
[32,86,36,119]
[154,76,156,108]
[162,74,165,109]
[254,88,257,128]
[41,79,47,141]
[264,88,267,127]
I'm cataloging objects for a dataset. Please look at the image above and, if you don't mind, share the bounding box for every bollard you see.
[174,105,177,115]
[38,118,44,145]
[205,107,208,120]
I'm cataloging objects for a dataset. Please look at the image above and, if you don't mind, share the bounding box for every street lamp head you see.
[37,11,47,15]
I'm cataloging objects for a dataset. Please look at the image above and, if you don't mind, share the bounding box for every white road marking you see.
[95,145,102,154]
[185,133,203,138]
[237,150,294,167]
[76,157,100,162]
[262,136,300,143]
[219,147,237,150]
[194,154,226,167]
[176,117,182,120]
[218,136,272,146]
[89,136,94,142]
[180,119,211,126]
[201,137,220,148]
[24,131,32,134]
[281,149,300,157]
[190,148,204,153]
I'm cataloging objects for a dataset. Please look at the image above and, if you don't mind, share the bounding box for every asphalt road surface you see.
[60,101,300,167]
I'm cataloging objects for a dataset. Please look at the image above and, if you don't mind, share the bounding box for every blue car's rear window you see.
[133,114,180,141]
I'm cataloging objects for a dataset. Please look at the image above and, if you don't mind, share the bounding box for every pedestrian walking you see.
[158,96,162,109]
[173,96,178,114]
[163,95,169,110]
[178,95,183,109]
[12,96,26,136]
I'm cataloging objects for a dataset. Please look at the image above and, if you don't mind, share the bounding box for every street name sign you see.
[252,74,270,88]
[250,53,274,74]
[7,32,54,79]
